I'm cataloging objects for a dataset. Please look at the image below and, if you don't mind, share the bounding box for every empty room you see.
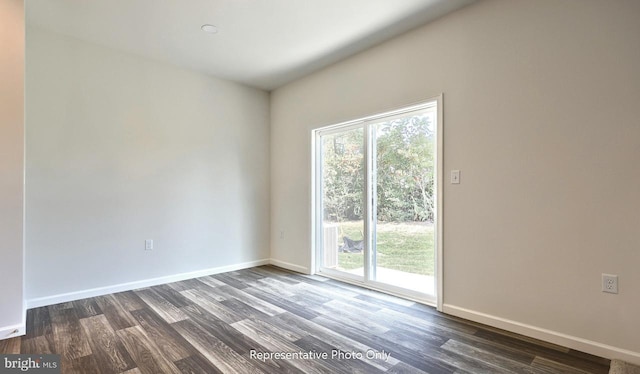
[1,0,639,373]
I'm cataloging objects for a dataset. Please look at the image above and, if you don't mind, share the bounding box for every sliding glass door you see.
[315,99,441,304]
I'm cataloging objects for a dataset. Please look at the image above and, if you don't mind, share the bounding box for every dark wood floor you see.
[0,266,610,373]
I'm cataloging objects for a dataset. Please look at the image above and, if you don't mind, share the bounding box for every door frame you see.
[310,95,444,311]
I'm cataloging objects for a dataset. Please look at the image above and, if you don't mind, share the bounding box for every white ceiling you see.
[26,0,475,90]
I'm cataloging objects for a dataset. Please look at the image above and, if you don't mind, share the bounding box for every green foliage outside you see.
[337,221,434,276]
[322,128,365,222]
[322,115,435,223]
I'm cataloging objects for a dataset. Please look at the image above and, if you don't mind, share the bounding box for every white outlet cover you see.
[602,274,618,294]
[145,239,153,250]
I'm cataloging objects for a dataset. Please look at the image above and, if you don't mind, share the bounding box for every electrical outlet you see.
[602,274,618,294]
[280,230,285,240]
[145,239,153,251]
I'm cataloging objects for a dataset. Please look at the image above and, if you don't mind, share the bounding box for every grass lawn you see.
[333,221,434,276]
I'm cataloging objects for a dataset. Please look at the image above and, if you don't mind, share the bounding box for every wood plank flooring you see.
[1,266,611,373]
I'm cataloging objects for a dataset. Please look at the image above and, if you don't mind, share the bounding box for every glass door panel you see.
[371,111,436,295]
[320,127,365,278]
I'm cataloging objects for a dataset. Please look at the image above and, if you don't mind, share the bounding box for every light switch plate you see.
[451,170,460,184]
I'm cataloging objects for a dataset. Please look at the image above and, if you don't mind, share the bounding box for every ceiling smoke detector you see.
[201,24,218,34]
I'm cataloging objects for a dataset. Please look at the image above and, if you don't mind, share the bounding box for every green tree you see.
[375,115,434,222]
[322,129,364,221]
[322,114,434,223]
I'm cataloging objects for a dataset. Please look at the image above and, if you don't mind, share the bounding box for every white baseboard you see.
[26,259,270,309]
[0,323,25,341]
[269,258,309,274]
[443,303,640,366]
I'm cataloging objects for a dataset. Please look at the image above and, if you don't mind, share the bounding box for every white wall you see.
[271,0,640,363]
[25,28,270,302]
[0,0,25,339]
